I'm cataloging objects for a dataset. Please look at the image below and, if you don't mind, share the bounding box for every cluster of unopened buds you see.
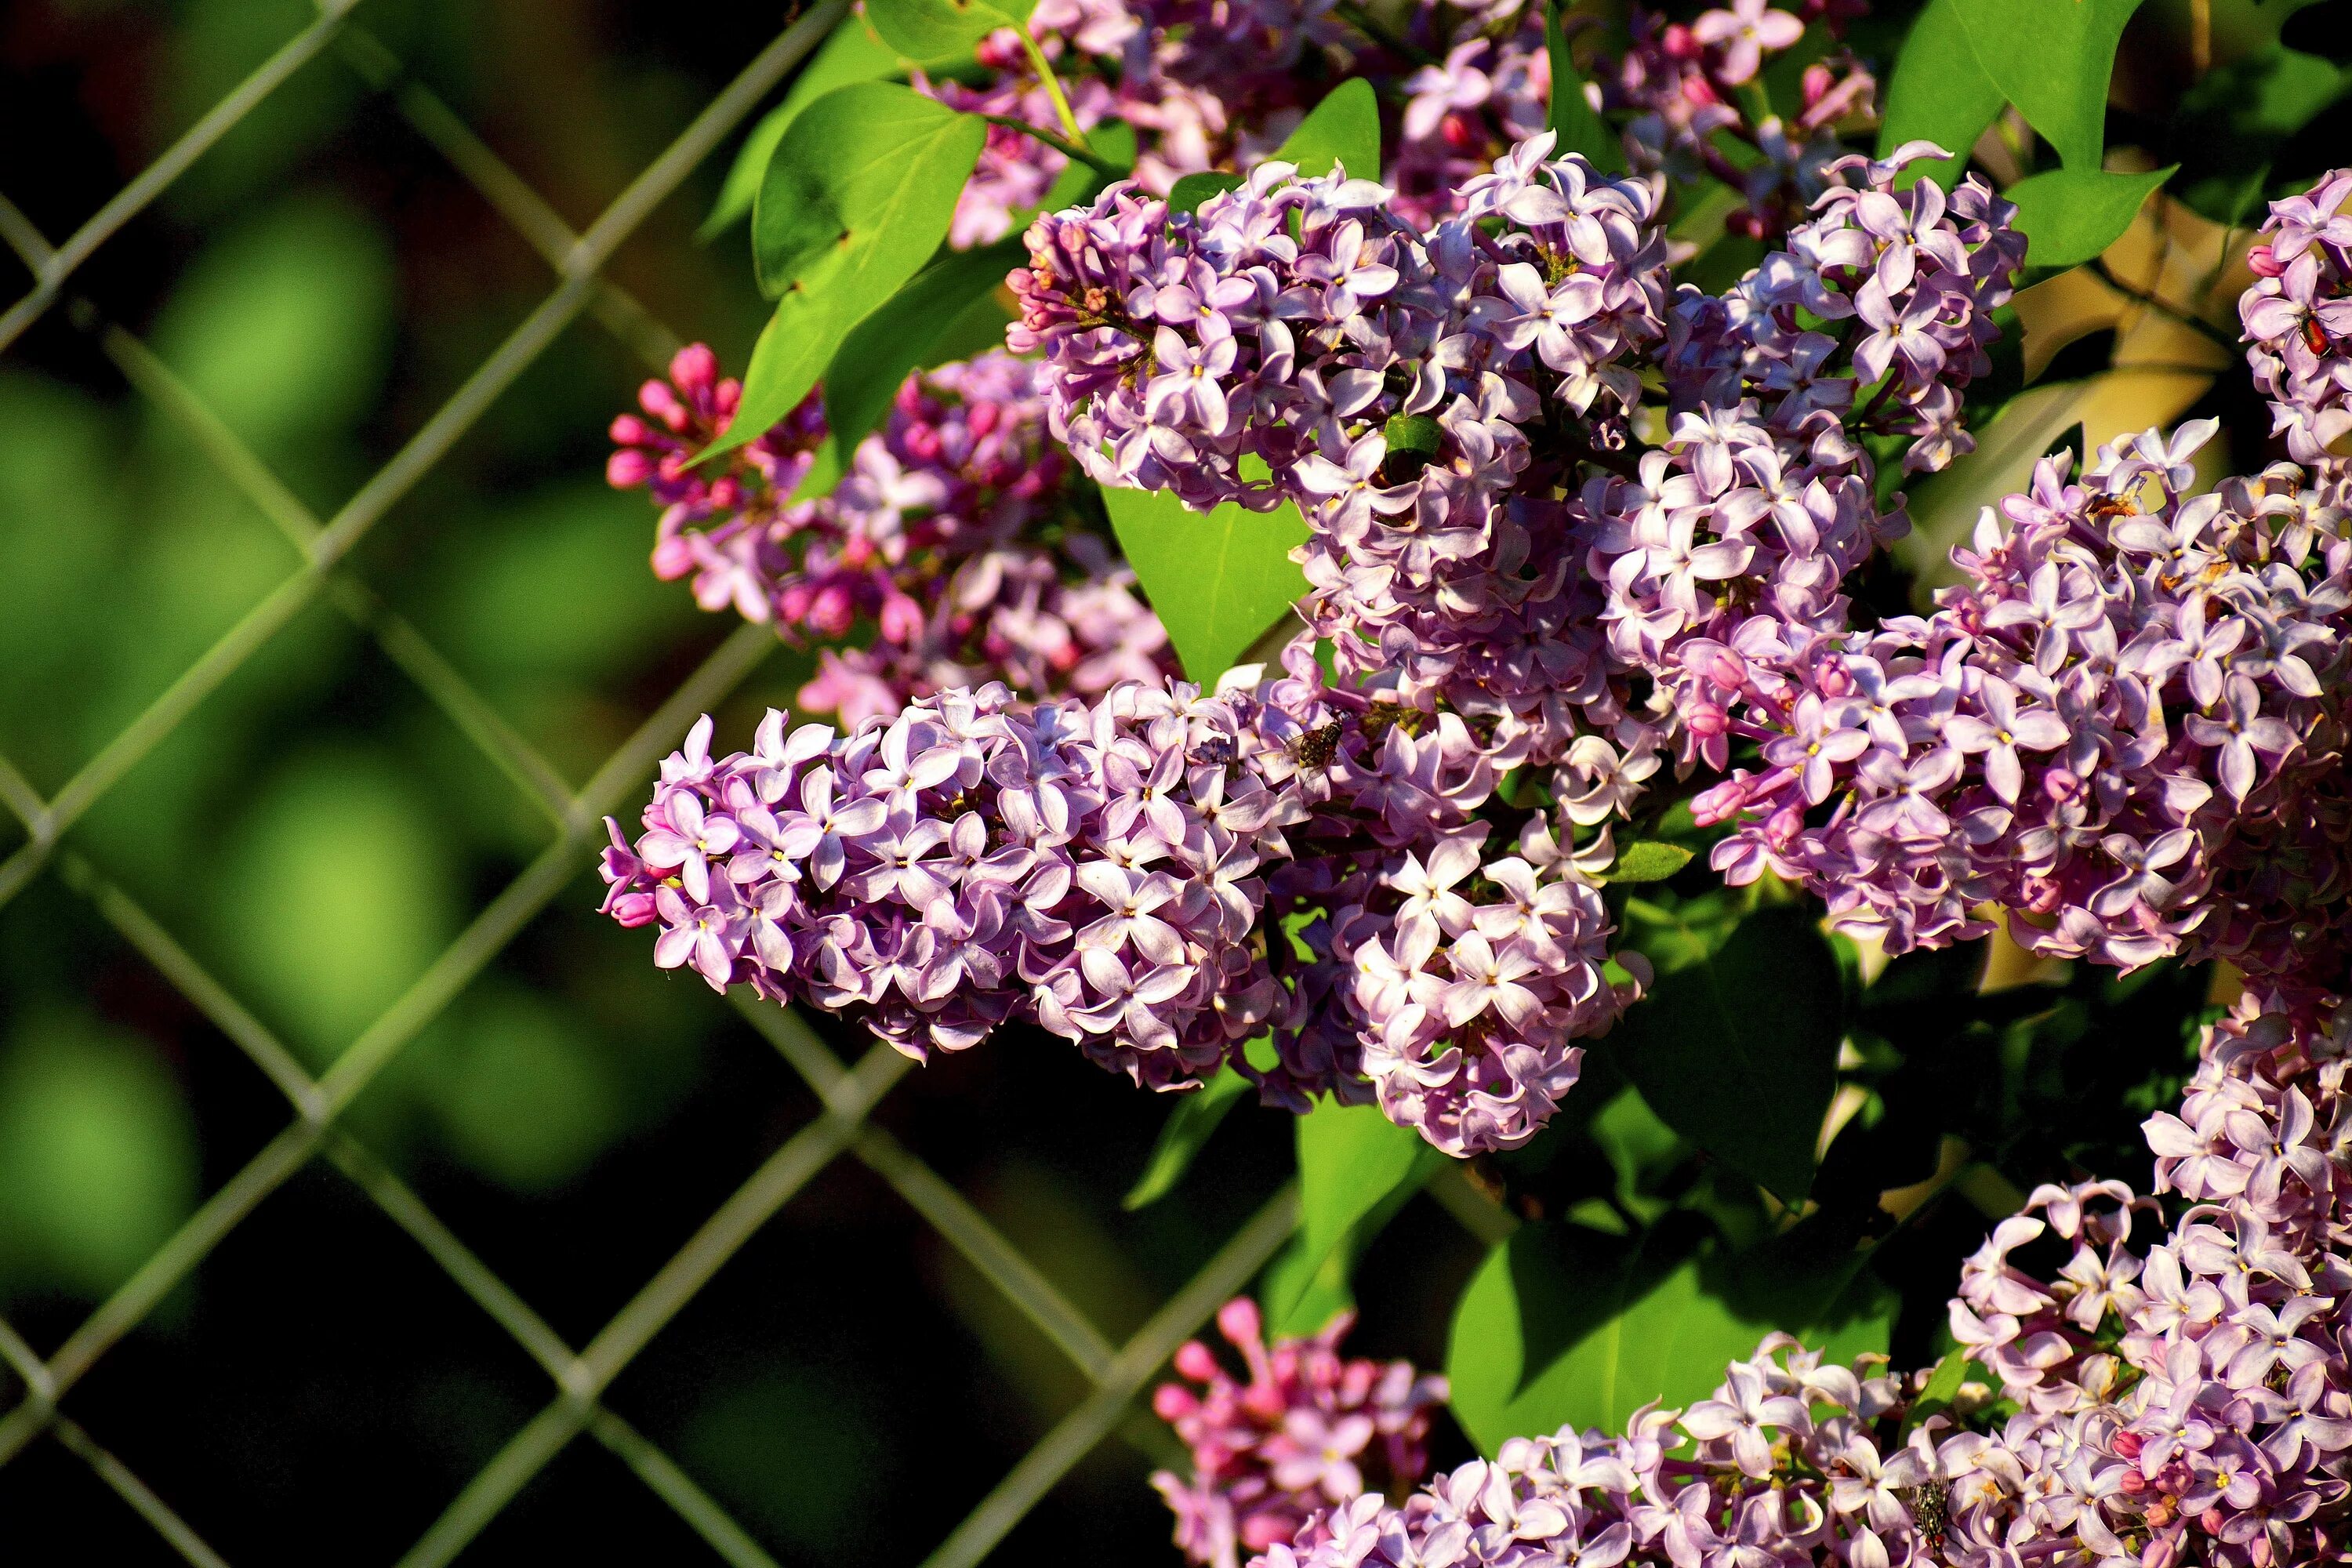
[608,345,1171,725]
[1152,1298,1445,1568]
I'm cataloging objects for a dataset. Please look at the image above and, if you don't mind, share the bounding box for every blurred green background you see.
[0,2,1338,1560]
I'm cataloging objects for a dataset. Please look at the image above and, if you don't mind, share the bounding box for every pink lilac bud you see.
[607,347,1176,722]
[1152,1296,1445,1568]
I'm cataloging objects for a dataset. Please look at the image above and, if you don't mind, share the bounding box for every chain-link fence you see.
[0,6,1527,1561]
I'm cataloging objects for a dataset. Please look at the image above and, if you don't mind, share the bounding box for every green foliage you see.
[681,1363,891,1553]
[1124,1067,1254,1209]
[706,85,987,466]
[1903,1348,1972,1434]
[1172,87,1378,212]
[2006,165,2175,269]
[704,14,956,238]
[1103,486,1312,681]
[1547,0,1622,170]
[1447,1218,1892,1453]
[1171,172,1246,212]
[823,237,1029,454]
[1877,0,2005,187]
[1267,1098,1441,1331]
[2169,43,2350,224]
[863,0,1038,62]
[1604,906,1844,1202]
[1282,77,1381,180]
[1948,0,2144,170]
[0,1010,198,1301]
[1603,841,1694,884]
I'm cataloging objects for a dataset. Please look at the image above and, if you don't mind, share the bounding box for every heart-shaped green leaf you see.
[702,13,963,238]
[753,82,985,299]
[864,0,1036,60]
[1446,1220,1893,1454]
[1279,76,1381,180]
[1878,0,2005,188]
[822,235,1027,455]
[1102,485,1311,681]
[1950,0,2145,170]
[1268,1098,1441,1331]
[2006,165,2175,269]
[1603,906,1844,1202]
[704,85,985,464]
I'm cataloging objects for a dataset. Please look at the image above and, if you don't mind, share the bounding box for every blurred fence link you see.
[0,5,1314,1563]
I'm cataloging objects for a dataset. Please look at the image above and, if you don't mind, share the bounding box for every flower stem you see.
[1015,28,1090,149]
[976,113,1124,178]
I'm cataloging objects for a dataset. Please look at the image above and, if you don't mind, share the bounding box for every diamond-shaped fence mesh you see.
[0,6,1512,1561]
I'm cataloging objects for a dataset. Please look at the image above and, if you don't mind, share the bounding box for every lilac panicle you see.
[1253,983,2352,1568]
[1693,420,2352,978]
[604,639,1646,1153]
[2242,168,2352,463]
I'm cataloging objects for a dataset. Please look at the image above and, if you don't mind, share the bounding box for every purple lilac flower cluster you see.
[1014,138,2019,780]
[1258,1328,1953,1568]
[599,676,1311,1083]
[925,2,1875,244]
[608,347,1172,726]
[1250,982,2352,1568]
[1010,136,1671,768]
[2242,169,2352,464]
[1243,643,1642,1153]
[603,632,1642,1151]
[1152,1297,1446,1568]
[1693,420,2352,976]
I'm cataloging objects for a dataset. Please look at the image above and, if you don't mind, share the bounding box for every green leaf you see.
[1877,0,2005,188]
[1604,840,1694,884]
[864,0,1037,60]
[823,235,1026,455]
[1903,1348,1972,1435]
[1547,0,1622,170]
[1269,1098,1440,1330]
[2169,44,2350,226]
[701,16,928,239]
[1170,83,1376,213]
[1102,485,1311,681]
[1123,1067,1253,1209]
[1280,76,1381,179]
[1446,1221,1893,1453]
[1950,0,2145,170]
[1171,172,1244,212]
[753,82,986,298]
[2006,165,2174,269]
[1603,906,1844,1201]
[708,85,987,465]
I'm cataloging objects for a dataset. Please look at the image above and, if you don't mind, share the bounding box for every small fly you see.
[1904,1479,1949,1558]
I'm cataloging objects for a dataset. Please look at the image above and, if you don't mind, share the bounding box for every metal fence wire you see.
[0,5,1406,1563]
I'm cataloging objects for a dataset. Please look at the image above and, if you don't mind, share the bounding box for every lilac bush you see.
[620,11,2352,1564]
